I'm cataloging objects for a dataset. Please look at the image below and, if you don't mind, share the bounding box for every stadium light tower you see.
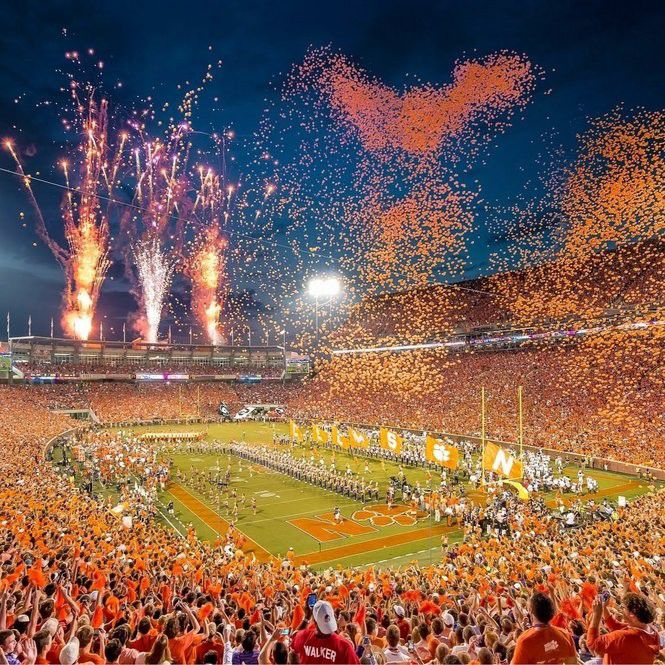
[307,276,341,345]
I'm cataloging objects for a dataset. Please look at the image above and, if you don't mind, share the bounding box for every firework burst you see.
[124,123,190,343]
[133,237,177,344]
[188,166,231,345]
[5,93,127,339]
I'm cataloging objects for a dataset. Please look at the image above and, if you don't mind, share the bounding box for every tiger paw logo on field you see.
[352,504,427,527]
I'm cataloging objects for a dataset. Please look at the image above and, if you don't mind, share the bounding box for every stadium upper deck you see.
[332,237,664,349]
[5,337,310,382]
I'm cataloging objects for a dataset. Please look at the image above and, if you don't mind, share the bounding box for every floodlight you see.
[307,276,341,299]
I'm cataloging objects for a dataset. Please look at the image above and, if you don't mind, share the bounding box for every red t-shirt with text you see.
[292,628,360,665]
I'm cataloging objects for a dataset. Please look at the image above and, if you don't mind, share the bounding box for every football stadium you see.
[0,3,664,664]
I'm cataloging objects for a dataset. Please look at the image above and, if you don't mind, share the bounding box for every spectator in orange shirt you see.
[142,635,172,665]
[511,592,577,664]
[194,625,225,664]
[586,593,660,664]
[365,618,385,649]
[128,619,158,654]
[164,604,201,665]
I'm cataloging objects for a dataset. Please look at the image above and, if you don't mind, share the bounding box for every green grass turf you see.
[113,422,661,570]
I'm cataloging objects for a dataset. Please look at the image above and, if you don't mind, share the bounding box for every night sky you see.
[1,0,663,339]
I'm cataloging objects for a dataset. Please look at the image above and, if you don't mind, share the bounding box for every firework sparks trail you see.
[192,228,225,345]
[124,123,191,342]
[133,238,177,344]
[189,165,230,345]
[5,95,126,339]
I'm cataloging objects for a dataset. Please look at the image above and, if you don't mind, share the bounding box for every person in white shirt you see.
[383,626,410,664]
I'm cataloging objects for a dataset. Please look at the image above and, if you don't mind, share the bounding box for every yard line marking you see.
[293,523,455,566]
[162,491,206,534]
[168,482,272,562]
[238,501,360,527]
[165,487,222,537]
[157,495,189,530]
[372,545,447,567]
[245,492,356,511]
[157,507,187,539]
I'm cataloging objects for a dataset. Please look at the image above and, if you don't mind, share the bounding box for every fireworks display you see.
[5,91,127,339]
[132,237,177,345]
[189,166,231,345]
[2,40,662,372]
[122,123,191,343]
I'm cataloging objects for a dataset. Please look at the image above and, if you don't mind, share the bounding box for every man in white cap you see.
[440,612,456,643]
[59,636,79,665]
[41,618,64,664]
[291,600,359,664]
[394,606,410,642]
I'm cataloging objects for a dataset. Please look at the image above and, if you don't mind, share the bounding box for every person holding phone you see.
[586,592,660,664]
[231,630,259,665]
[358,634,377,665]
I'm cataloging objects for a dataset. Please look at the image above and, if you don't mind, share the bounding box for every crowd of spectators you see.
[333,237,664,347]
[295,327,664,469]
[8,324,663,470]
[0,385,664,665]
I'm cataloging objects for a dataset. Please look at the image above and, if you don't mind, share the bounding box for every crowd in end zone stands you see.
[0,384,664,665]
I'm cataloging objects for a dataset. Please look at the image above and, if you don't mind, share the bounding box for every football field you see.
[121,422,657,570]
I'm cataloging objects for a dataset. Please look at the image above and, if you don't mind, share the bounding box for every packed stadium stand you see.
[0,382,663,665]
[0,239,663,665]
[331,237,663,347]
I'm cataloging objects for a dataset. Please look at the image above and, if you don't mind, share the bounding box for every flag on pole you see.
[482,441,523,480]
[50,317,54,338]
[311,425,329,444]
[28,315,32,336]
[425,435,459,469]
[289,420,303,443]
[348,428,369,448]
[7,312,10,340]
[379,427,403,455]
[331,426,349,449]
